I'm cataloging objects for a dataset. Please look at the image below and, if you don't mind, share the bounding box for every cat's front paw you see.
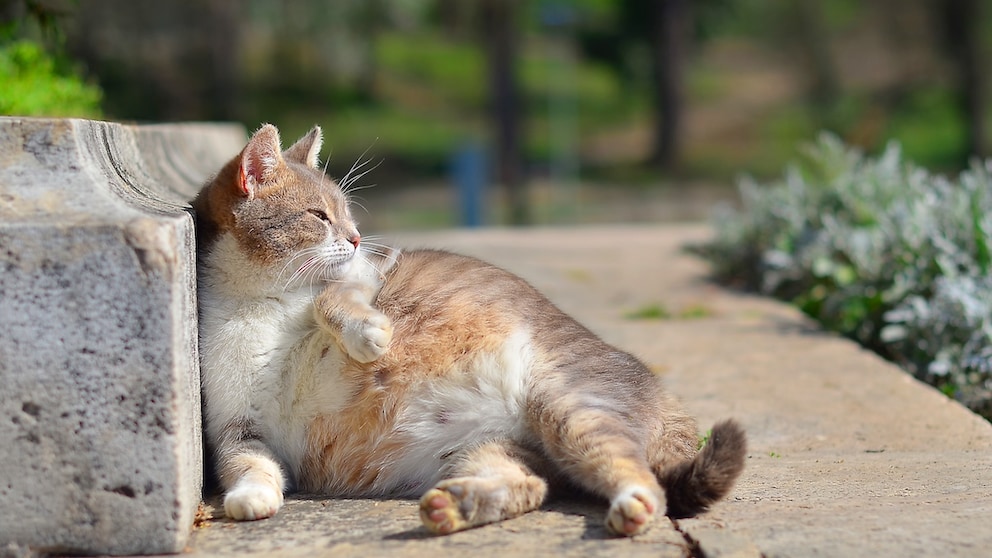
[224,481,283,521]
[342,311,392,363]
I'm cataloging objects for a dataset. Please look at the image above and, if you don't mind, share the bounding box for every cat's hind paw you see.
[342,311,392,363]
[224,481,283,521]
[420,487,476,535]
[606,486,660,537]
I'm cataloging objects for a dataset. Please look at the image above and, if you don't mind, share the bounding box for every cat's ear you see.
[283,125,323,168]
[238,124,283,199]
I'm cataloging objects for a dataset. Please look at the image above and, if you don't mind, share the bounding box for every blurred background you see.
[2,0,990,230]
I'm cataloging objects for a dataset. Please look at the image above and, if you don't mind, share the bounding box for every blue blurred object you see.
[451,143,487,228]
[539,1,577,29]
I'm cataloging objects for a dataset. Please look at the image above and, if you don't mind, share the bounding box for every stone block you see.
[0,118,245,555]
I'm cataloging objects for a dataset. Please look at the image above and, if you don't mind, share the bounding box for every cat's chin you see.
[323,259,353,281]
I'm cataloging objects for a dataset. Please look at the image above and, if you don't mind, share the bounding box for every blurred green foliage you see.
[3,0,989,187]
[0,1,102,118]
[885,88,969,170]
[0,39,102,117]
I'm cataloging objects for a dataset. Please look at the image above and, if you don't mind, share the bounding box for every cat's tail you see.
[659,419,747,519]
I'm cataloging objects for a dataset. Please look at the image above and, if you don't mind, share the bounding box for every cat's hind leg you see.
[419,440,548,535]
[530,398,664,536]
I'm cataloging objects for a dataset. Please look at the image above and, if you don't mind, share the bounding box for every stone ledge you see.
[0,118,245,555]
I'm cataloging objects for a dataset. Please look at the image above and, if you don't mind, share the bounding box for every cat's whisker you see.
[359,241,390,253]
[361,249,390,261]
[321,147,333,175]
[339,151,380,188]
[341,162,382,197]
[349,194,371,206]
[349,199,370,216]
[361,240,394,253]
[339,143,378,194]
[360,237,389,245]
[339,160,370,192]
[283,263,316,291]
[357,253,389,281]
[278,256,312,286]
[357,244,389,257]
[343,183,378,196]
[344,193,374,216]
[277,247,324,283]
[281,250,330,291]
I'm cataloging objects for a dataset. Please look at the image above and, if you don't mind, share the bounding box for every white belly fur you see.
[370,328,538,494]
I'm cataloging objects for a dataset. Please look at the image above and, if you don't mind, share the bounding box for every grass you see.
[623,302,713,321]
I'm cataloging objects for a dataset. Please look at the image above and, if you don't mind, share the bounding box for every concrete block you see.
[0,118,245,555]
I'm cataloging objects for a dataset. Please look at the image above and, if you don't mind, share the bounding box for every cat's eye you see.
[308,209,331,223]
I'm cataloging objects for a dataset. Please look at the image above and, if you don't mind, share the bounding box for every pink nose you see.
[349,235,361,248]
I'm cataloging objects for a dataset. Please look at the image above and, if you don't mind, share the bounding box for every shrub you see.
[0,39,102,117]
[696,133,992,419]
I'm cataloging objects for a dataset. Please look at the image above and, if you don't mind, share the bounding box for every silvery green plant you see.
[698,133,992,419]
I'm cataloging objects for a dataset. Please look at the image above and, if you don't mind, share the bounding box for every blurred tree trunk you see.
[648,0,688,172]
[939,0,988,159]
[356,0,382,100]
[204,0,240,120]
[794,0,839,110]
[481,0,528,225]
[438,0,474,36]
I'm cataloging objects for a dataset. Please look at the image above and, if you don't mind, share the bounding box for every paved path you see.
[189,225,992,558]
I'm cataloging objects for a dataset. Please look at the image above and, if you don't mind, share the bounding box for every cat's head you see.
[194,124,361,283]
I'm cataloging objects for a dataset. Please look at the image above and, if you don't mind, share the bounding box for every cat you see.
[192,124,746,537]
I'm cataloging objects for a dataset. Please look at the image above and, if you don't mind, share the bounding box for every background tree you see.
[793,0,839,112]
[648,0,690,171]
[480,0,528,224]
[937,0,987,160]
[14,0,992,225]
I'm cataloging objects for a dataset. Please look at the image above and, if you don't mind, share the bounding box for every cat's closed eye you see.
[308,209,332,224]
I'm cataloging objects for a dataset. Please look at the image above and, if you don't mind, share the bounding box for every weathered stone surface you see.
[0,118,244,555]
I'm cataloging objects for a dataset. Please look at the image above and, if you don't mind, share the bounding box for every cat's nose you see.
[348,234,361,249]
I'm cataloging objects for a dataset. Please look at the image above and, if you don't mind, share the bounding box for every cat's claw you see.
[224,481,283,521]
[606,486,660,537]
[342,311,392,363]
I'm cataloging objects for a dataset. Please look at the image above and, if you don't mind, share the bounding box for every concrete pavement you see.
[187,224,992,558]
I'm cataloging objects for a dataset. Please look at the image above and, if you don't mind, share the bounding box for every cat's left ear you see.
[284,125,323,169]
[239,124,284,199]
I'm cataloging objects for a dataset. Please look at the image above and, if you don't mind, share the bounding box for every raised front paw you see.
[224,480,283,521]
[342,310,393,363]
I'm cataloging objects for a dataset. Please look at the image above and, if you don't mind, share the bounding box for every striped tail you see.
[660,419,747,518]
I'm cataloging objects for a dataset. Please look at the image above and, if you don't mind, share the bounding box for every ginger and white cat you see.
[192,124,746,536]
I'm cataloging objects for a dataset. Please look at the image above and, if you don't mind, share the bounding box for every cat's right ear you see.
[284,125,323,168]
[238,124,283,199]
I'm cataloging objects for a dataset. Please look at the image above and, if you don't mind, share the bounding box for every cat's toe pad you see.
[606,486,659,536]
[343,312,392,363]
[419,488,469,535]
[224,481,283,521]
